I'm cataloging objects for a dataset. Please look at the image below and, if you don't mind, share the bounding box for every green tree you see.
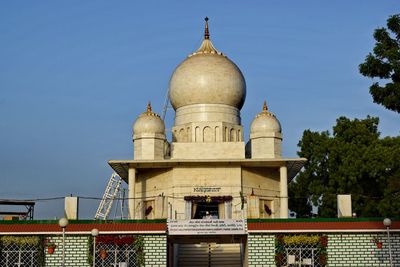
[289,116,400,217]
[359,14,400,113]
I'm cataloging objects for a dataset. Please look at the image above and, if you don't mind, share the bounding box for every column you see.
[128,167,136,219]
[279,165,288,218]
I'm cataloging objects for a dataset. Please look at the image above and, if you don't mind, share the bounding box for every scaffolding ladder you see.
[95,172,122,220]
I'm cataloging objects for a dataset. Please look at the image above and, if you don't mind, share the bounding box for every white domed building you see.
[109,18,305,265]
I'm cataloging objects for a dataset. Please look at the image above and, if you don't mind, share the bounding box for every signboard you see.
[167,219,247,235]
[193,187,221,193]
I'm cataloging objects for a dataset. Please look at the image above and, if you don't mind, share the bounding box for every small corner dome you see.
[168,18,246,110]
[250,101,282,134]
[133,103,165,135]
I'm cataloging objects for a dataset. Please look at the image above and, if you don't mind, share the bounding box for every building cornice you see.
[108,158,306,182]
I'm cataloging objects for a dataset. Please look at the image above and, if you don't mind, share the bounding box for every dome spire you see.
[256,99,276,118]
[147,101,152,113]
[141,101,161,118]
[191,17,222,56]
[204,17,210,39]
[263,100,268,111]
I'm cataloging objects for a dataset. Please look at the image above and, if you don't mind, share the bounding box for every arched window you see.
[203,126,213,143]
[230,128,236,142]
[179,128,186,142]
[195,126,201,142]
[187,127,191,142]
[215,126,220,142]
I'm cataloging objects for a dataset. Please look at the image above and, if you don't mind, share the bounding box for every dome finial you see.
[147,101,152,113]
[191,17,222,56]
[204,17,210,39]
[263,100,268,111]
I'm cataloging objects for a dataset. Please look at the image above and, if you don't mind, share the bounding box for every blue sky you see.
[0,1,399,219]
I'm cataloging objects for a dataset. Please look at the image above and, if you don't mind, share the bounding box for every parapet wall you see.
[0,218,398,266]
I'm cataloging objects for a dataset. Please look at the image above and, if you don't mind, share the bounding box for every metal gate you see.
[94,243,139,267]
[282,244,322,267]
[177,243,242,267]
[0,243,40,267]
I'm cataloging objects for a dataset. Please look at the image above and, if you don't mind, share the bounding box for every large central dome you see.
[169,18,246,110]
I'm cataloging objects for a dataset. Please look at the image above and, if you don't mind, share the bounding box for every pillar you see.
[279,165,288,218]
[128,167,136,219]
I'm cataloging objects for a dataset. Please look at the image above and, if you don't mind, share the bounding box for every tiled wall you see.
[247,232,400,267]
[143,235,167,267]
[2,231,399,266]
[44,234,167,267]
[45,235,89,267]
[247,234,275,267]
[327,233,399,266]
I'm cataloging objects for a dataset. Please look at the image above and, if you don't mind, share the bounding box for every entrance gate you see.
[168,219,247,266]
[170,235,246,267]
[176,243,242,267]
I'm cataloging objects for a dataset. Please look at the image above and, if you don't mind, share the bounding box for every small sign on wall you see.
[193,187,221,193]
[167,219,247,235]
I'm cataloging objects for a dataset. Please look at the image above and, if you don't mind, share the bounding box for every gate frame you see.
[167,234,247,267]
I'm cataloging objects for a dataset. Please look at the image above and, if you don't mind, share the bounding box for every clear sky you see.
[0,1,399,219]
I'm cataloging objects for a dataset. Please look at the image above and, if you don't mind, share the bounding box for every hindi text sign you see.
[167,219,246,235]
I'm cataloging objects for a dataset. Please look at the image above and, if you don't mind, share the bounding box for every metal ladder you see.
[161,86,171,121]
[95,172,122,220]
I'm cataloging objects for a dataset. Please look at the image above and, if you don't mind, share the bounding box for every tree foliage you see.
[289,116,400,217]
[359,14,400,113]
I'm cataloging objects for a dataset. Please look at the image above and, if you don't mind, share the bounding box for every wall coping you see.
[0,219,167,235]
[0,218,398,235]
[247,217,400,233]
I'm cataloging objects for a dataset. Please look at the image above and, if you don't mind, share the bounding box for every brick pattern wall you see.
[247,232,400,267]
[45,235,89,267]
[2,231,398,266]
[328,233,400,266]
[44,234,168,267]
[143,235,167,267]
[248,234,275,267]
